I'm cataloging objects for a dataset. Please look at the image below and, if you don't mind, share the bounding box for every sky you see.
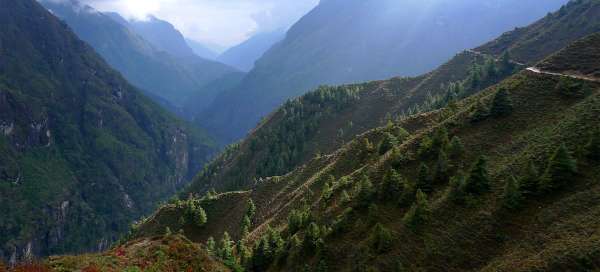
[79,0,320,51]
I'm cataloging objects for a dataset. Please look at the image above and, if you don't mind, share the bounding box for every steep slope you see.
[41,0,241,115]
[477,0,600,65]
[137,32,600,271]
[217,30,286,72]
[200,0,569,142]
[127,15,195,58]
[0,0,215,262]
[187,0,600,194]
[186,38,219,60]
[45,235,230,272]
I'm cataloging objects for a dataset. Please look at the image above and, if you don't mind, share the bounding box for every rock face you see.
[0,0,216,261]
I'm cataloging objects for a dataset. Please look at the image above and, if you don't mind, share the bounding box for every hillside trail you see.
[525,67,600,83]
[468,49,600,83]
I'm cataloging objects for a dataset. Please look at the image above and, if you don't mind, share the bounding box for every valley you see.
[0,0,599,271]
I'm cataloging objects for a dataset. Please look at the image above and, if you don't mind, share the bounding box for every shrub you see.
[540,144,577,191]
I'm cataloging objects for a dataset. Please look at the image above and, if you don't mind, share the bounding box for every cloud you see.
[80,0,319,48]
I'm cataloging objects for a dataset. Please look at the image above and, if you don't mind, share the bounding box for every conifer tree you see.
[502,176,523,210]
[341,190,351,204]
[448,136,465,161]
[241,215,251,237]
[448,173,466,204]
[357,175,375,207]
[321,181,333,201]
[417,163,433,193]
[403,190,431,231]
[400,179,417,207]
[519,161,539,195]
[471,100,489,123]
[585,131,600,161]
[490,87,513,117]
[372,223,393,253]
[206,237,216,253]
[500,51,515,75]
[434,150,450,184]
[379,132,398,155]
[246,198,256,218]
[380,169,403,201]
[464,156,491,195]
[431,128,450,153]
[305,222,321,252]
[219,232,235,262]
[540,144,577,191]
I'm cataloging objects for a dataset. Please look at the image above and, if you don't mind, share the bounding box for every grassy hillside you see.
[43,235,230,272]
[133,32,600,271]
[0,0,216,262]
[476,0,600,64]
[185,0,600,196]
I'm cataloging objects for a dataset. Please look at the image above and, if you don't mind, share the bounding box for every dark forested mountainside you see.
[186,0,600,195]
[199,0,569,143]
[0,0,215,262]
[40,0,242,117]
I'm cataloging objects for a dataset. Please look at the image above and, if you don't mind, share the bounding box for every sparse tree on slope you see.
[403,190,431,231]
[464,156,491,195]
[490,87,513,117]
[540,144,577,191]
[502,176,523,210]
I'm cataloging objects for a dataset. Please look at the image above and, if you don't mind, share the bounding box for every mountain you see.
[139,31,600,272]
[20,1,600,271]
[200,0,570,143]
[41,0,241,115]
[0,0,216,262]
[186,38,219,60]
[126,15,195,58]
[189,0,600,194]
[217,30,286,72]
[50,29,600,272]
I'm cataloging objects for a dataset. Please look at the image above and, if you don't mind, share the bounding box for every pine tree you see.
[357,175,375,207]
[585,131,600,161]
[194,206,207,227]
[400,179,417,207]
[502,176,523,210]
[379,132,398,155]
[448,136,465,161]
[241,215,251,237]
[321,181,333,201]
[380,169,403,201]
[246,198,256,218]
[470,100,489,123]
[448,173,466,204]
[403,190,430,231]
[206,236,216,253]
[519,161,539,195]
[490,87,513,117]
[431,128,450,154]
[305,222,321,252]
[500,51,515,75]
[540,144,577,191]
[417,163,433,193]
[434,150,450,184]
[372,223,393,253]
[219,232,234,261]
[340,190,351,204]
[464,156,491,195]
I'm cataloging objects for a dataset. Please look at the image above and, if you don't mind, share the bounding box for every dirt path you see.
[526,67,600,82]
